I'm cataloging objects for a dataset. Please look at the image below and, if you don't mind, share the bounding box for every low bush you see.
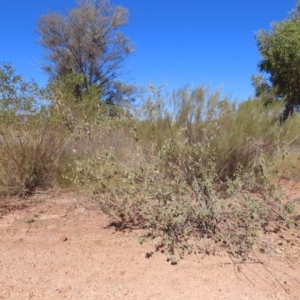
[74,84,298,262]
[0,65,298,262]
[0,63,67,195]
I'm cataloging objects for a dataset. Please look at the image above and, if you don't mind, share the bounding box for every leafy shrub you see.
[73,84,297,262]
[0,63,67,195]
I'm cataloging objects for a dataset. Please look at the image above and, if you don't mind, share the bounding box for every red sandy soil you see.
[0,180,300,300]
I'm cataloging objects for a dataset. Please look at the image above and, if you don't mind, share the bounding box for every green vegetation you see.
[74,85,299,263]
[0,0,300,263]
[35,0,135,104]
[1,61,300,261]
[253,0,300,118]
[0,63,68,195]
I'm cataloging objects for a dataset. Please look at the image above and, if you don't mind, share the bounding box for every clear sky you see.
[0,0,297,101]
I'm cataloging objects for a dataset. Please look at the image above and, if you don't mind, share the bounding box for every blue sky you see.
[0,0,297,101]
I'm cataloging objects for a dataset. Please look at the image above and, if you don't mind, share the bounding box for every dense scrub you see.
[68,84,300,262]
[1,65,299,262]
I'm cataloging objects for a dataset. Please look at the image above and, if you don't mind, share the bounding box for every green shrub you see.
[0,63,67,195]
[73,84,297,262]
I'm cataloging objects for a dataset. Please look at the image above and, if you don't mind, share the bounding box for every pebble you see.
[59,236,68,242]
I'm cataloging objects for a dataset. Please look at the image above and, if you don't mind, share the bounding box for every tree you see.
[254,0,300,118]
[36,0,134,103]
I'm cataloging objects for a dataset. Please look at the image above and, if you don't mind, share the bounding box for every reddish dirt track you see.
[0,185,300,300]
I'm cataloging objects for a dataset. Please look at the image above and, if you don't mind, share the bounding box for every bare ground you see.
[0,182,300,300]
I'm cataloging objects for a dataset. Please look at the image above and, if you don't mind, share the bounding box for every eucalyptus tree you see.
[254,0,300,118]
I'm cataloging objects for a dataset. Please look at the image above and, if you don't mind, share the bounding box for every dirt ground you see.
[0,181,300,300]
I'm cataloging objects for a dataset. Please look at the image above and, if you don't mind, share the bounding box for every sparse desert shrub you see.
[74,84,297,262]
[71,112,141,194]
[0,63,67,195]
[268,114,300,180]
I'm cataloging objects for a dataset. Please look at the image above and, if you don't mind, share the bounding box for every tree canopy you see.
[254,0,300,117]
[36,0,134,103]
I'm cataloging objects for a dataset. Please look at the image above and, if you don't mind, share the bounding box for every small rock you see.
[59,236,68,242]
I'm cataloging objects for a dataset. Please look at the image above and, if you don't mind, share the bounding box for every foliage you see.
[72,85,298,263]
[0,62,298,262]
[35,0,134,103]
[47,73,101,130]
[0,63,67,195]
[254,0,300,116]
